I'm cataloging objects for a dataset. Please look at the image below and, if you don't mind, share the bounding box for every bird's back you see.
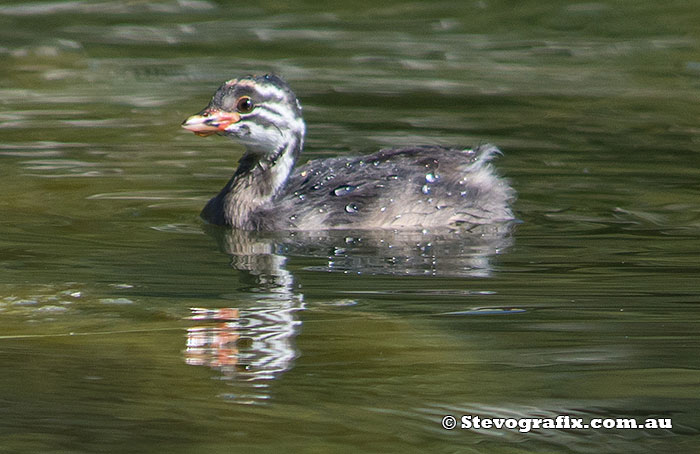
[252,145,514,230]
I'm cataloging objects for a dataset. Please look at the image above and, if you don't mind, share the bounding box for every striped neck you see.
[213,132,303,229]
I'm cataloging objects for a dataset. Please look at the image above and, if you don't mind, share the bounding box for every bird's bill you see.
[181,109,241,137]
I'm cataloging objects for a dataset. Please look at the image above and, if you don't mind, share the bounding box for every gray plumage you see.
[184,75,515,231]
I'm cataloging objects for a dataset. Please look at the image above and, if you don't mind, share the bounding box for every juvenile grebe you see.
[182,74,514,230]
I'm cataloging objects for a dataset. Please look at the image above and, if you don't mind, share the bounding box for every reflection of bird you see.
[182,74,514,230]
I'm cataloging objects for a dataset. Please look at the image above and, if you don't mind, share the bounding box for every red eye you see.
[236,96,254,113]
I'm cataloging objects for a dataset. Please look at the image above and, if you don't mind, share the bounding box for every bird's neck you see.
[212,134,303,229]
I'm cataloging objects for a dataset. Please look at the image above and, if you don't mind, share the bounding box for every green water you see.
[1,1,700,452]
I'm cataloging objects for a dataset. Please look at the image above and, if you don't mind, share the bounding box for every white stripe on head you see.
[235,78,288,103]
[254,83,287,101]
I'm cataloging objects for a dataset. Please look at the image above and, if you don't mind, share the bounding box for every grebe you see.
[182,74,514,230]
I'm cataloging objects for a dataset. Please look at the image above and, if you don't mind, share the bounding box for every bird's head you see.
[182,74,305,156]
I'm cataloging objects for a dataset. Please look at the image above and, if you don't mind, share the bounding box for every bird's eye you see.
[236,96,254,113]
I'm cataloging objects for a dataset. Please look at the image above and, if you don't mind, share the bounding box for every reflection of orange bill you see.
[216,347,239,367]
[185,325,240,367]
[189,307,240,321]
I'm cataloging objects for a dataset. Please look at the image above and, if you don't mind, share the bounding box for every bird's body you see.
[183,75,514,231]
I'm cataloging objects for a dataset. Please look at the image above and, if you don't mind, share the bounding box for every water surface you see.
[1,1,700,453]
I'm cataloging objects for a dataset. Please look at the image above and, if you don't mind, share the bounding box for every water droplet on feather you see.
[333,185,356,197]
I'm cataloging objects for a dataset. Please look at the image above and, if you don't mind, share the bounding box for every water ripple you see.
[0,0,217,16]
